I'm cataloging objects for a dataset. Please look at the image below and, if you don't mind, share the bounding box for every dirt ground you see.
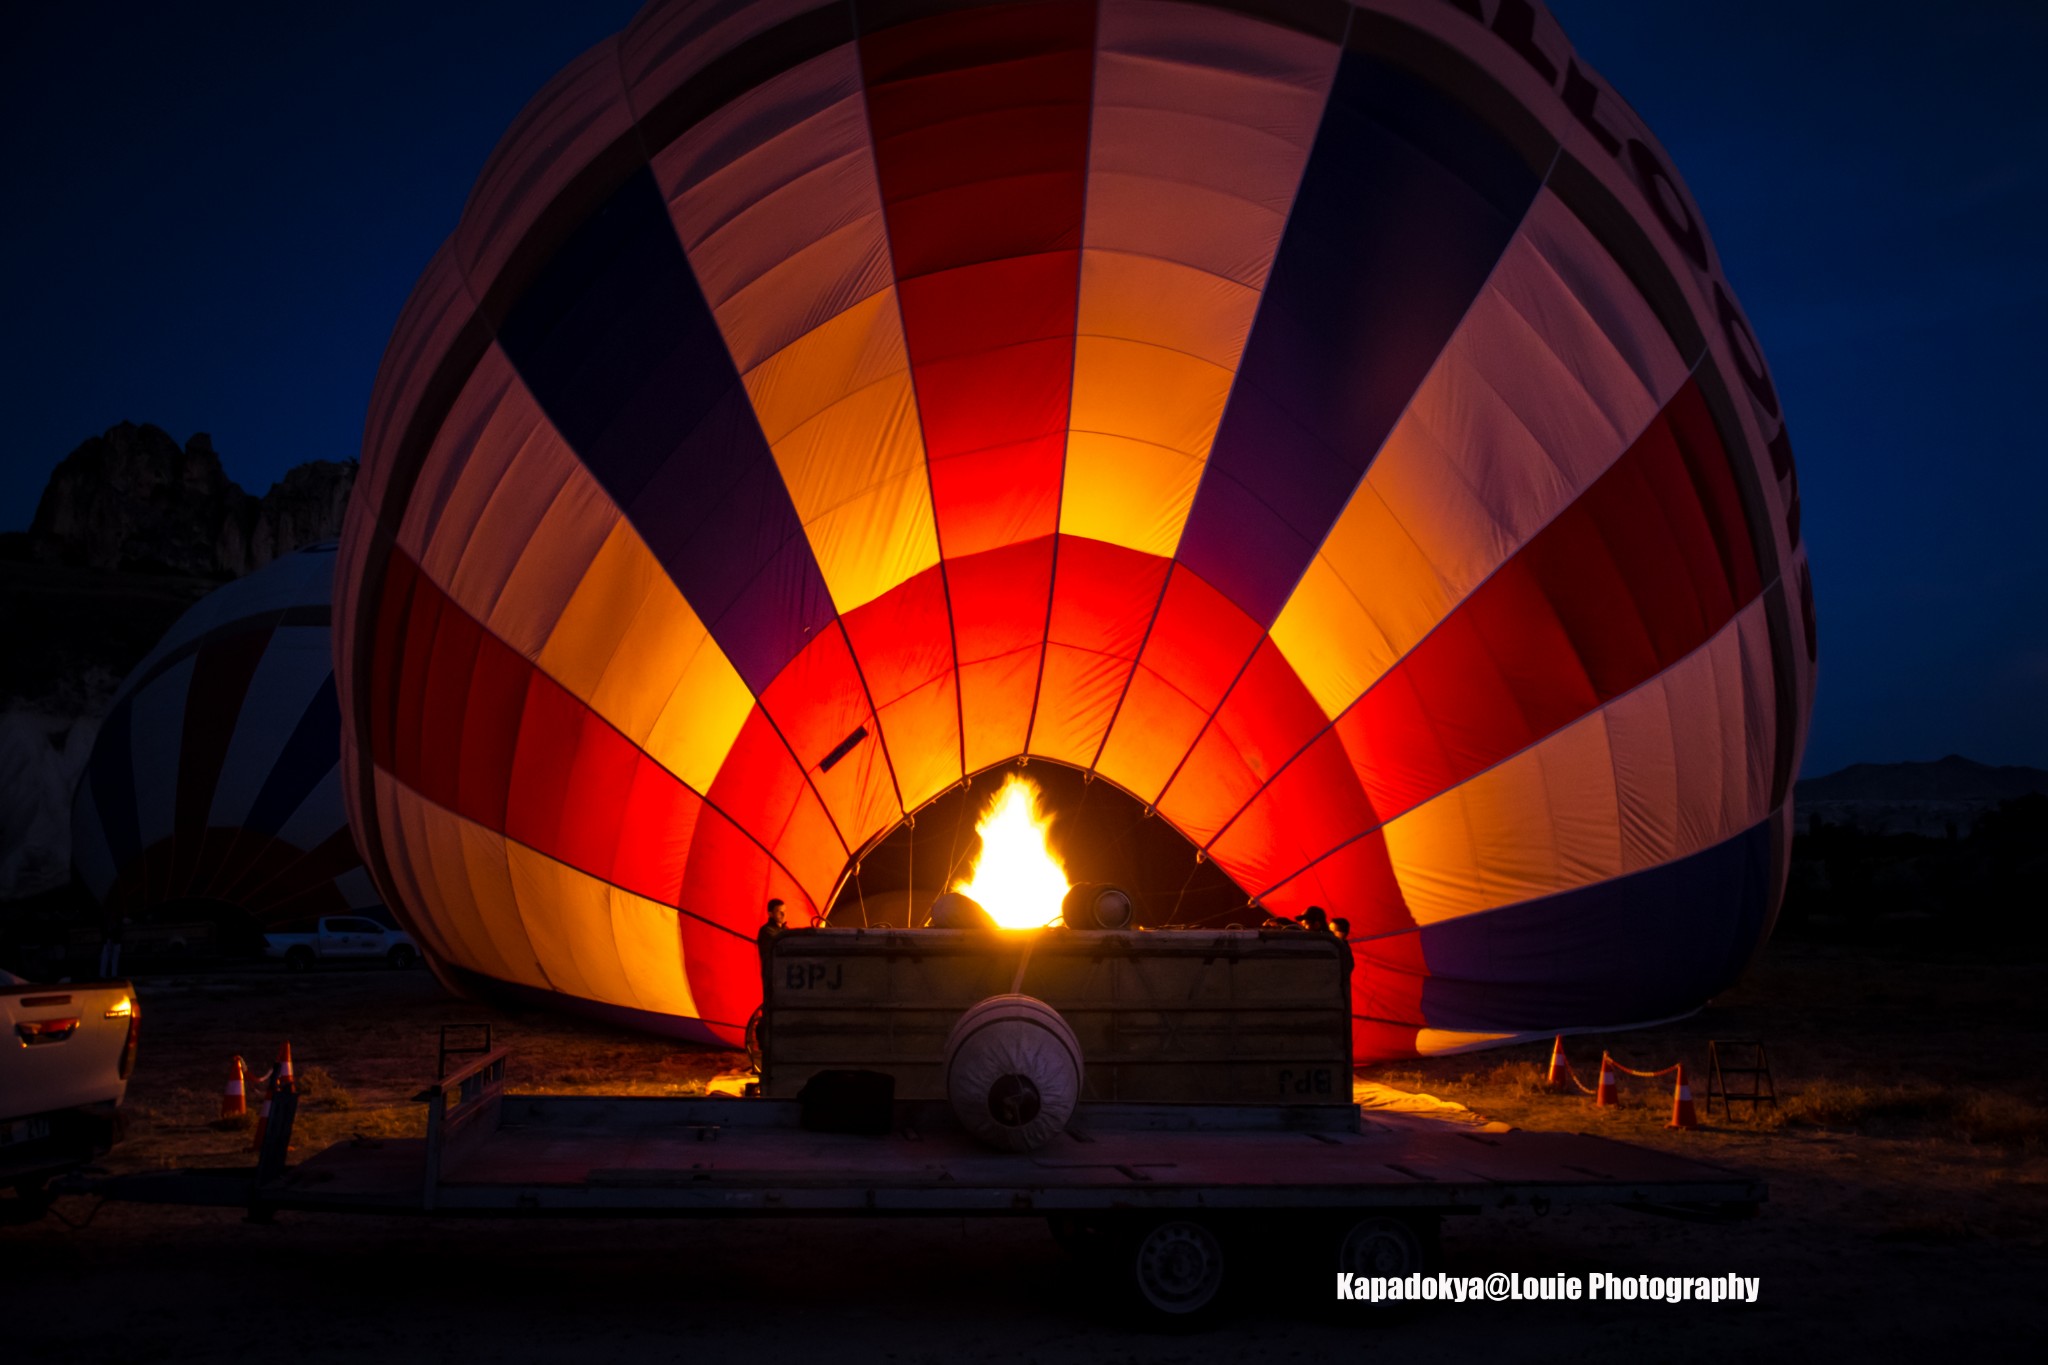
[4,941,2044,1363]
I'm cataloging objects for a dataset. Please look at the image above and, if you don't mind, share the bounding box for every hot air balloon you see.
[73,543,378,942]
[336,0,1816,1055]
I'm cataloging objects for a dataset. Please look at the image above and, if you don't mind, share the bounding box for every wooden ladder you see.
[1705,1039,1777,1119]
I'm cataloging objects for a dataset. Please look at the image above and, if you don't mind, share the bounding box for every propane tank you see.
[942,994,1082,1151]
[1060,882,1135,930]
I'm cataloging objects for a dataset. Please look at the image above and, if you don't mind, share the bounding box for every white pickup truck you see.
[1,968,137,1220]
[264,916,419,971]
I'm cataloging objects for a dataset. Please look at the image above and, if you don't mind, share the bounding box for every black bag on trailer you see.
[796,1068,896,1135]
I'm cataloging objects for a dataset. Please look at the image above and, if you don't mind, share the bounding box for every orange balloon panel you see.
[338,0,1814,1055]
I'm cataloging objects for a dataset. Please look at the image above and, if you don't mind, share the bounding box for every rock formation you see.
[22,422,354,577]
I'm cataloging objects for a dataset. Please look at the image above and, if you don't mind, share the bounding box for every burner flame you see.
[952,774,1069,930]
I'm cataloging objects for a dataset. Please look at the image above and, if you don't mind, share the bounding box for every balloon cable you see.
[1164,855,1202,929]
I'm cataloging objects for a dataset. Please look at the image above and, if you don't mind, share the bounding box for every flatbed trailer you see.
[74,1046,1765,1322]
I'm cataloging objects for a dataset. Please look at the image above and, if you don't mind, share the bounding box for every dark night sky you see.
[3,2,2043,777]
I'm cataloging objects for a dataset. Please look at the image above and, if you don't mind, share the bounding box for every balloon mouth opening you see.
[823,759,1251,931]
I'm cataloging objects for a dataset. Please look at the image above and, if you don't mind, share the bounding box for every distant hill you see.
[8,421,353,578]
[1795,756,2048,838]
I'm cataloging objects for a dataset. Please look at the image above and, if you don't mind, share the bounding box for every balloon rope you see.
[1103,803,1147,862]
[944,780,968,889]
[1163,856,1202,929]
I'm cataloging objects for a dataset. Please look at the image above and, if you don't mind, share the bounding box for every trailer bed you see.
[273,1107,1758,1218]
[89,1048,1763,1222]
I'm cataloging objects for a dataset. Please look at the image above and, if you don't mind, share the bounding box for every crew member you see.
[750,899,787,1070]
[756,898,786,992]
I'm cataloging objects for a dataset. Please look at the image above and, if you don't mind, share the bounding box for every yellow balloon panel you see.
[504,839,633,1006]
[1269,486,1436,720]
[537,520,755,797]
[505,838,698,1020]
[743,311,939,610]
[1059,433,1204,559]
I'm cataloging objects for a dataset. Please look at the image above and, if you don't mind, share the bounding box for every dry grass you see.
[1954,1091,2048,1145]
[1784,1078,1944,1127]
[512,1047,740,1097]
[1751,1079,2046,1147]
[293,1104,423,1147]
[1362,1058,2047,1150]
[283,1060,424,1146]
[295,1064,354,1109]
[1478,1058,1554,1098]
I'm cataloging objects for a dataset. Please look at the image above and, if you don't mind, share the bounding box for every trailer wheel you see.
[1124,1216,1228,1327]
[1331,1213,1438,1324]
[1337,1214,1427,1278]
[285,945,315,972]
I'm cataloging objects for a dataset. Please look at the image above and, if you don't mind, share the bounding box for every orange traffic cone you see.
[1546,1036,1569,1091]
[220,1055,247,1119]
[273,1041,296,1095]
[1595,1053,1618,1107]
[1668,1064,1699,1129]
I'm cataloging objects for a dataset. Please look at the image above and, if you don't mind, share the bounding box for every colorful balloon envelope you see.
[75,543,378,930]
[337,0,1816,1055]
